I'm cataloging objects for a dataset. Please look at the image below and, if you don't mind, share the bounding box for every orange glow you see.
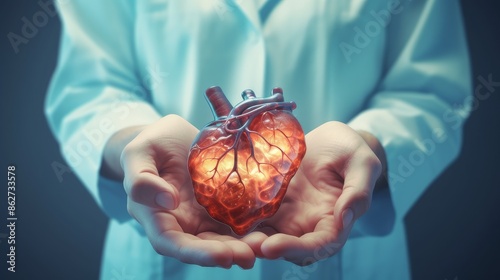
[189,110,306,235]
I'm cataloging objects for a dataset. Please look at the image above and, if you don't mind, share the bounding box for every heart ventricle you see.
[188,86,306,235]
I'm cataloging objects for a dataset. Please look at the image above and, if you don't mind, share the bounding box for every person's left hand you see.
[244,121,383,265]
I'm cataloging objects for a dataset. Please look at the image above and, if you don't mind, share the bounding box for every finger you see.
[132,203,234,268]
[334,151,381,229]
[253,225,279,236]
[121,144,180,210]
[241,231,269,258]
[260,216,349,265]
[158,230,234,268]
[198,232,256,269]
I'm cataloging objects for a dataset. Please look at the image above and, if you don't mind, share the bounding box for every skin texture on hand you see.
[105,114,261,269]
[246,121,384,265]
[101,125,145,181]
[353,129,395,237]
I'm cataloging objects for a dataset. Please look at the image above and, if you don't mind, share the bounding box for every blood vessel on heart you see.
[188,86,306,235]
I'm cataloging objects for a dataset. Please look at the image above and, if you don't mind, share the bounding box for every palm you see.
[253,122,379,264]
[262,159,343,236]
[254,140,348,265]
[155,147,234,236]
[124,115,258,268]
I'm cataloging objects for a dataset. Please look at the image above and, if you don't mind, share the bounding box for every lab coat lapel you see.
[231,0,262,31]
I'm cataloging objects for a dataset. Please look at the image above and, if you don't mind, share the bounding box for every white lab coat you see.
[45,0,471,279]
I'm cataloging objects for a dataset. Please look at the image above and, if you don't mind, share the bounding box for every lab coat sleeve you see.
[348,0,472,218]
[45,1,161,222]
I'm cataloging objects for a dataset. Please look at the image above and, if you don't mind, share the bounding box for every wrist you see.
[100,125,147,181]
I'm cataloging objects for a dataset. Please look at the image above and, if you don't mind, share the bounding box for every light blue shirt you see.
[45,0,471,279]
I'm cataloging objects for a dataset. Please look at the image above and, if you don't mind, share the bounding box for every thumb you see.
[334,186,370,231]
[126,172,180,210]
[333,155,381,230]
[121,144,180,210]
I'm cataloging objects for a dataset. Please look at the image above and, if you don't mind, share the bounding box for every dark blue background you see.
[1,1,499,279]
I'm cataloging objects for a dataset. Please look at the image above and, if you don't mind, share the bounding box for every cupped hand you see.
[249,121,383,265]
[120,114,258,269]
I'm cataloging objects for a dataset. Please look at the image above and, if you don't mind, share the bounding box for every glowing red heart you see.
[188,86,306,235]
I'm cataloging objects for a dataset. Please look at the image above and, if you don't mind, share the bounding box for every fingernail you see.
[342,208,354,229]
[155,192,175,209]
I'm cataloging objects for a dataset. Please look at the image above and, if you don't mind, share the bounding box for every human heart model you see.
[188,86,306,235]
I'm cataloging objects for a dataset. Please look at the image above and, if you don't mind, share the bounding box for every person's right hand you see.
[118,114,257,269]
